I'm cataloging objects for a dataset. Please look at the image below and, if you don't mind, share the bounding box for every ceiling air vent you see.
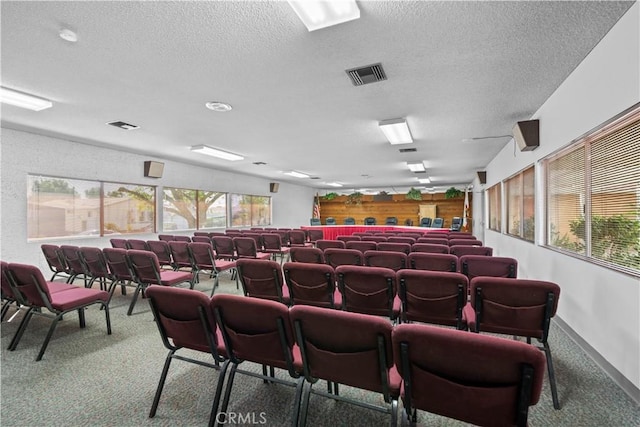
[310,176,321,180]
[345,63,386,86]
[399,148,417,153]
[107,121,139,130]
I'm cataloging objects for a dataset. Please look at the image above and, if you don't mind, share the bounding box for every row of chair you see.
[332,235,481,246]
[147,281,554,426]
[1,261,112,361]
[314,216,450,228]
[316,240,489,256]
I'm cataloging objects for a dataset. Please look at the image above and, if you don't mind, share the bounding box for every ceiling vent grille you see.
[107,121,139,130]
[346,63,386,86]
[399,148,417,153]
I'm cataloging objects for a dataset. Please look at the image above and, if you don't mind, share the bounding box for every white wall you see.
[0,128,316,272]
[484,3,640,393]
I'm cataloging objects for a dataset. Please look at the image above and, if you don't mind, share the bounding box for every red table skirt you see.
[300,225,448,241]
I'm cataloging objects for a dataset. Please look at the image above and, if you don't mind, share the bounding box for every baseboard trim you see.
[554,316,640,405]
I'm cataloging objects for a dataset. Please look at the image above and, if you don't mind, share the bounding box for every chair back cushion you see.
[408,253,457,272]
[283,262,337,308]
[236,258,286,302]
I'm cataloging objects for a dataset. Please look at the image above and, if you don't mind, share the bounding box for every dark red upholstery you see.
[323,248,364,268]
[146,240,175,269]
[376,242,411,254]
[361,235,388,242]
[396,270,468,329]
[416,237,449,246]
[212,236,237,259]
[459,255,518,279]
[145,285,226,422]
[261,233,291,264]
[1,261,18,320]
[41,244,70,281]
[364,250,408,271]
[236,258,289,304]
[393,324,546,426]
[463,276,561,409]
[410,243,450,254]
[336,235,361,242]
[387,236,416,245]
[126,239,149,250]
[345,240,378,253]
[283,262,340,308]
[316,239,346,251]
[78,246,111,291]
[168,241,194,272]
[449,245,493,257]
[5,262,110,361]
[59,245,87,285]
[233,237,271,260]
[448,238,483,246]
[290,304,400,426]
[289,247,325,264]
[289,230,312,247]
[407,253,457,272]
[336,265,399,319]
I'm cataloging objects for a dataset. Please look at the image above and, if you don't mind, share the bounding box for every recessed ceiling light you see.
[418,178,431,184]
[59,28,78,43]
[205,101,233,112]
[0,86,53,111]
[407,162,426,172]
[379,118,413,145]
[287,0,360,31]
[191,145,244,161]
[325,182,343,187]
[284,171,310,178]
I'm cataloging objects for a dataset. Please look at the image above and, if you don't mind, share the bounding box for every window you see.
[197,191,227,229]
[545,105,640,275]
[487,183,501,232]
[27,175,155,239]
[230,194,272,227]
[163,188,228,231]
[505,166,535,241]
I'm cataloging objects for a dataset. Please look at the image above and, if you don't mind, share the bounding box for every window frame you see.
[505,165,535,242]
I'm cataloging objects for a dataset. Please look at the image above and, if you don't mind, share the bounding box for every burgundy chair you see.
[290,304,400,426]
[126,239,149,250]
[233,237,271,260]
[449,245,493,258]
[289,247,325,264]
[59,245,89,286]
[188,242,236,293]
[274,229,291,246]
[191,235,213,244]
[459,255,518,279]
[242,232,264,250]
[145,285,227,424]
[1,261,19,320]
[396,270,468,329]
[306,229,324,245]
[78,246,111,291]
[410,243,449,254]
[407,253,458,272]
[211,294,304,425]
[416,237,449,246]
[157,234,175,242]
[110,238,129,248]
[261,233,291,264]
[336,235,361,243]
[193,231,210,237]
[168,241,194,273]
[236,258,289,305]
[376,242,411,254]
[345,240,378,253]
[448,239,483,247]
[126,250,194,316]
[316,239,345,251]
[173,235,192,242]
[398,232,422,239]
[393,324,546,426]
[363,250,408,271]
[387,236,416,245]
[323,248,364,268]
[289,229,312,247]
[102,247,134,300]
[464,277,562,409]
[5,262,111,361]
[362,235,388,243]
[146,240,175,270]
[41,244,71,282]
[212,236,237,260]
[283,262,340,309]
[336,265,400,320]
[448,233,476,239]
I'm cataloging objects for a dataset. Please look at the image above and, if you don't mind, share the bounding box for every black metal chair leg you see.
[36,313,63,361]
[127,284,143,316]
[149,350,176,418]
[544,342,560,409]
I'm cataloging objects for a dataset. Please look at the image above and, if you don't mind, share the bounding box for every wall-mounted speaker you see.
[512,119,539,151]
[477,171,487,184]
[144,161,164,178]
[269,182,279,193]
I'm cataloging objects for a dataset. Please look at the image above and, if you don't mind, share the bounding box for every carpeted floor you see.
[1,272,638,426]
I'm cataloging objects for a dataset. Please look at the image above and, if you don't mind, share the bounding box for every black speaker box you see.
[144,161,164,178]
[477,171,487,184]
[513,119,539,151]
[269,182,279,193]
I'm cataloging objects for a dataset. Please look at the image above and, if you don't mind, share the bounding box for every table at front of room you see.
[300,225,449,241]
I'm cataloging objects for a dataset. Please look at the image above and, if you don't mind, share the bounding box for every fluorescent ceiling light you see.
[287,0,360,31]
[0,86,52,111]
[190,145,244,161]
[325,182,343,187]
[379,118,413,145]
[284,171,310,178]
[418,178,431,184]
[407,162,426,172]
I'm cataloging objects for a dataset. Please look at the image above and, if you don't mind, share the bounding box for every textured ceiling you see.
[1,1,634,194]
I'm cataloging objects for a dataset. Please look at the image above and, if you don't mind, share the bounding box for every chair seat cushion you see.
[50,288,109,311]
[47,281,79,293]
[159,271,193,286]
[215,259,236,271]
